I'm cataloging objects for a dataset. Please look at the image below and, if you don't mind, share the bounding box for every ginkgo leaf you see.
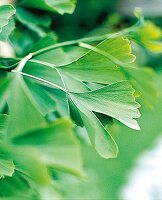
[59,37,135,84]
[68,99,119,158]
[0,5,16,42]
[19,0,76,14]
[28,34,157,109]
[58,37,158,107]
[55,70,119,158]
[70,81,141,130]
[18,44,140,158]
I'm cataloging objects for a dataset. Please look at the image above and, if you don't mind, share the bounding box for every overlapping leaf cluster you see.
[0,1,160,199]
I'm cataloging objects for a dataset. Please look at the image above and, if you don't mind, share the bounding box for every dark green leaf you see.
[16,7,52,28]
[19,0,76,14]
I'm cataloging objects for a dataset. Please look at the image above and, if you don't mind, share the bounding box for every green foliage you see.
[0,1,161,199]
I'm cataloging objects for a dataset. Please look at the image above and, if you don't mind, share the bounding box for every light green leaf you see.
[59,37,158,107]
[26,61,139,157]
[70,81,141,130]
[0,5,16,41]
[60,38,135,84]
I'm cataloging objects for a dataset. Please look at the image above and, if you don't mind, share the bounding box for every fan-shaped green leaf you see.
[70,81,141,130]
[69,99,118,158]
[55,70,119,158]
[60,38,135,84]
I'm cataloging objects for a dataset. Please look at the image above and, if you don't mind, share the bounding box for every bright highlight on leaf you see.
[0,5,16,42]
